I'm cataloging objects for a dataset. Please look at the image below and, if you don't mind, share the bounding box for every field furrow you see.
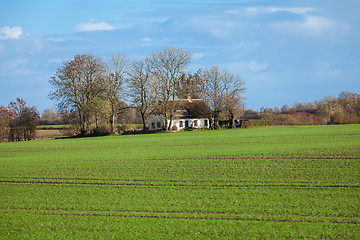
[1,179,359,188]
[1,125,359,238]
[2,208,359,225]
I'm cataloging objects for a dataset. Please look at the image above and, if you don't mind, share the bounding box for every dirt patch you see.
[36,129,67,140]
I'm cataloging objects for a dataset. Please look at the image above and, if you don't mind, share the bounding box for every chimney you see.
[187,95,192,102]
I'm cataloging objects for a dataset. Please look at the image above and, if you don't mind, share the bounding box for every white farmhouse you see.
[148,96,211,130]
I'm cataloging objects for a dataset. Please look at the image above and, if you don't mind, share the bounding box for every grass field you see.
[1,125,359,239]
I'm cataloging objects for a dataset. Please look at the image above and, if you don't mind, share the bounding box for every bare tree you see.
[127,58,154,130]
[0,105,14,142]
[222,70,245,128]
[49,54,105,135]
[193,67,224,129]
[8,98,39,141]
[193,67,245,129]
[148,47,191,130]
[104,55,130,133]
[40,109,63,125]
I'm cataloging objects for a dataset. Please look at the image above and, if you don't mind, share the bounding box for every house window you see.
[156,122,161,128]
[193,120,198,127]
[179,121,183,127]
[204,119,208,127]
[152,122,155,129]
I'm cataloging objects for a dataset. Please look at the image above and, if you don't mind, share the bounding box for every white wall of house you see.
[168,118,209,130]
[148,115,210,130]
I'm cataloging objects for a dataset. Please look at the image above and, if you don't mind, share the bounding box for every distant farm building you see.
[148,96,211,130]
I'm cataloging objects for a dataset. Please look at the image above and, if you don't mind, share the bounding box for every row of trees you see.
[0,98,39,142]
[49,47,245,135]
[245,91,360,125]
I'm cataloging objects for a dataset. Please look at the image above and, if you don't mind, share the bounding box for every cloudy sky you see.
[0,0,359,112]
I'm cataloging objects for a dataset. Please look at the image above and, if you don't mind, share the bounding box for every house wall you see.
[168,118,210,130]
[148,115,210,130]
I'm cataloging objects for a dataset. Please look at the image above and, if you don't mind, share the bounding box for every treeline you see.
[49,47,245,135]
[242,91,360,126]
[0,98,39,142]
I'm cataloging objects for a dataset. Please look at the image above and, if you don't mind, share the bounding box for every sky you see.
[0,0,359,113]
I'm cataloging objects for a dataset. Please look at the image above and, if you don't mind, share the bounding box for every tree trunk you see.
[110,114,116,134]
[141,112,147,131]
[163,112,168,130]
[95,113,99,129]
[213,111,220,129]
[79,111,86,136]
[214,119,220,129]
[229,113,236,128]
[109,105,116,134]
[168,113,173,131]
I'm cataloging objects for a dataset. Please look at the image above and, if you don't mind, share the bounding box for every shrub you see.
[93,124,111,135]
[61,125,79,137]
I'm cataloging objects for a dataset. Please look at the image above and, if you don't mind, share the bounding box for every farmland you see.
[0,125,359,239]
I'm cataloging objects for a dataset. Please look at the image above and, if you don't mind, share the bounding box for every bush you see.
[117,124,132,133]
[61,125,80,137]
[93,124,111,135]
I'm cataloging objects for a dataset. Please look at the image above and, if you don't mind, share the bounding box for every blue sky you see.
[0,0,359,113]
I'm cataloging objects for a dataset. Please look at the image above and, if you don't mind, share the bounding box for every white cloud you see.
[227,7,314,17]
[0,58,41,76]
[226,7,260,17]
[226,9,241,15]
[208,20,237,39]
[192,52,205,60]
[249,61,268,71]
[266,7,314,15]
[141,37,151,43]
[77,21,115,32]
[0,26,23,40]
[301,15,333,33]
[139,37,153,46]
[245,7,260,16]
[229,61,269,72]
[181,16,238,39]
[45,37,64,42]
[48,58,64,64]
[271,15,336,35]
[32,37,43,53]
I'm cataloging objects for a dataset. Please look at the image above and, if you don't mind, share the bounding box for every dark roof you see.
[174,99,211,119]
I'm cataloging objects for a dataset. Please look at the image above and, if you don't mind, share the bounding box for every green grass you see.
[1,125,359,239]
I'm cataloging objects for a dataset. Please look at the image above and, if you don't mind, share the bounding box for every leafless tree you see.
[49,54,105,135]
[8,98,39,141]
[194,67,245,129]
[40,109,63,125]
[147,47,191,130]
[222,70,246,128]
[127,58,154,130]
[0,105,14,142]
[104,55,130,133]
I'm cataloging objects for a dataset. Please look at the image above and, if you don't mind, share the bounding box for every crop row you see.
[1,178,359,188]
[2,208,359,225]
[4,207,360,219]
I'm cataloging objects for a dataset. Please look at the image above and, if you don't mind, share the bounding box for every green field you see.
[1,125,359,239]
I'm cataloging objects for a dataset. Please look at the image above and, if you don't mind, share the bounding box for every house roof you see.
[173,99,211,119]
